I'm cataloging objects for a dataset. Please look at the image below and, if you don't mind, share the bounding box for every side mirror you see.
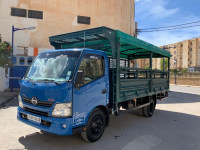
[76,70,84,85]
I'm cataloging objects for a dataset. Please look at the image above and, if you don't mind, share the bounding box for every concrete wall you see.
[0,0,135,50]
[0,67,9,91]
[170,77,200,86]
[0,0,135,91]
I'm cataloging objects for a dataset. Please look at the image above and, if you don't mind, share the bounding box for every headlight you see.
[18,95,23,108]
[52,102,72,117]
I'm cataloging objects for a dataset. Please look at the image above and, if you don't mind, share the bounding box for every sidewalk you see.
[170,84,200,95]
[0,91,19,108]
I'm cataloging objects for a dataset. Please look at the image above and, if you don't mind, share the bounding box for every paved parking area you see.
[0,85,200,150]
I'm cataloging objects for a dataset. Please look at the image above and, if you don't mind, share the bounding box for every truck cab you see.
[18,48,110,141]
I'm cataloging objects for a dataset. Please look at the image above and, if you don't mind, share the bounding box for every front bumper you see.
[17,107,73,135]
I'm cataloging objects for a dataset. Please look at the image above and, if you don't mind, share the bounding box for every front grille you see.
[24,107,49,117]
[22,97,54,107]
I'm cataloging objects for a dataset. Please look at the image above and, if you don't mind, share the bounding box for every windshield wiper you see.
[37,79,61,85]
[25,77,36,85]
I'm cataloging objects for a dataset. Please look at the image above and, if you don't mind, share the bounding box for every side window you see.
[76,54,104,87]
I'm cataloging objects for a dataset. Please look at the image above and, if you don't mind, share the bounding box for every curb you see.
[0,94,18,109]
[170,84,200,88]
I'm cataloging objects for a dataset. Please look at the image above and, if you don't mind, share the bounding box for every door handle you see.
[102,89,107,94]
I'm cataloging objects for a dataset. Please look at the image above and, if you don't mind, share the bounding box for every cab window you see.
[77,53,104,86]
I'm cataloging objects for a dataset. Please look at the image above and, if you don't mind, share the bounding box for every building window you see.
[28,10,43,19]
[28,57,33,65]
[77,16,90,25]
[189,48,192,51]
[19,57,25,65]
[190,61,192,64]
[11,8,27,17]
[174,51,176,54]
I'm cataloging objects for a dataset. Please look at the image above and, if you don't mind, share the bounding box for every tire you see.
[143,99,155,117]
[81,108,106,143]
[137,108,144,116]
[153,99,157,110]
[136,97,155,117]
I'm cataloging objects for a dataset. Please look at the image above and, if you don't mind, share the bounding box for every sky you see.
[135,0,200,46]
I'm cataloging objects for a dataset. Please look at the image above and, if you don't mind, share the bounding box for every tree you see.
[0,36,12,68]
[160,58,168,71]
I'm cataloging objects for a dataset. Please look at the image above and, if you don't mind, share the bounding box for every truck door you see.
[73,53,108,128]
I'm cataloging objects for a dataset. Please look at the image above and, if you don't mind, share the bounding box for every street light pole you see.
[10,26,14,92]
[10,25,36,92]
[174,58,177,84]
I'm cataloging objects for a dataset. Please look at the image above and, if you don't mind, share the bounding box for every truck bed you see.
[109,67,169,104]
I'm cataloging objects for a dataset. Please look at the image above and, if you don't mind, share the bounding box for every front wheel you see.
[81,108,106,143]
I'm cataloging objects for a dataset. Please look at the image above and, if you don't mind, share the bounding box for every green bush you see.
[171,68,177,73]
[144,65,149,69]
[0,36,12,68]
[181,68,188,74]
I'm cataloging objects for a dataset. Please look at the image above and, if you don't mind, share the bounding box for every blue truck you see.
[17,27,171,142]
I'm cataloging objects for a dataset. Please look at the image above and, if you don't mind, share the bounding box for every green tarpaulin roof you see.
[49,26,171,59]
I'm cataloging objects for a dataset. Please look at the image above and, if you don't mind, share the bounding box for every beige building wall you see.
[0,0,135,53]
[198,38,200,66]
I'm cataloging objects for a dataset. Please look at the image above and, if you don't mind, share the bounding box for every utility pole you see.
[130,0,138,68]
[130,0,132,35]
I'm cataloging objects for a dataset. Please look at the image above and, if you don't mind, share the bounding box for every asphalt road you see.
[0,85,200,150]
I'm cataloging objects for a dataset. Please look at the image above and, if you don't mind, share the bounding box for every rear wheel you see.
[137,97,155,117]
[81,108,106,143]
[143,100,155,117]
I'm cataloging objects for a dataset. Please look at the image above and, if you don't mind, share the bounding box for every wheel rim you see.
[90,116,103,136]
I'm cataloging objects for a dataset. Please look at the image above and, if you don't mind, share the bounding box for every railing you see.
[120,67,169,79]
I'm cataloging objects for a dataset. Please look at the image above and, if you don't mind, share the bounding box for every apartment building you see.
[155,37,200,70]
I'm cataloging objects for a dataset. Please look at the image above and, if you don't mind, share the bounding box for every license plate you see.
[27,114,41,124]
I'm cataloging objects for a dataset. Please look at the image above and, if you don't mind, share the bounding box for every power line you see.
[138,24,200,32]
[139,20,200,31]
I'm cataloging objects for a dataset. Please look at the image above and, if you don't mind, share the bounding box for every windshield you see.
[25,51,81,82]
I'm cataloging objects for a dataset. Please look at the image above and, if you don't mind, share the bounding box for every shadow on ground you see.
[18,108,200,150]
[159,91,200,104]
[2,91,199,149]
[1,96,18,109]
